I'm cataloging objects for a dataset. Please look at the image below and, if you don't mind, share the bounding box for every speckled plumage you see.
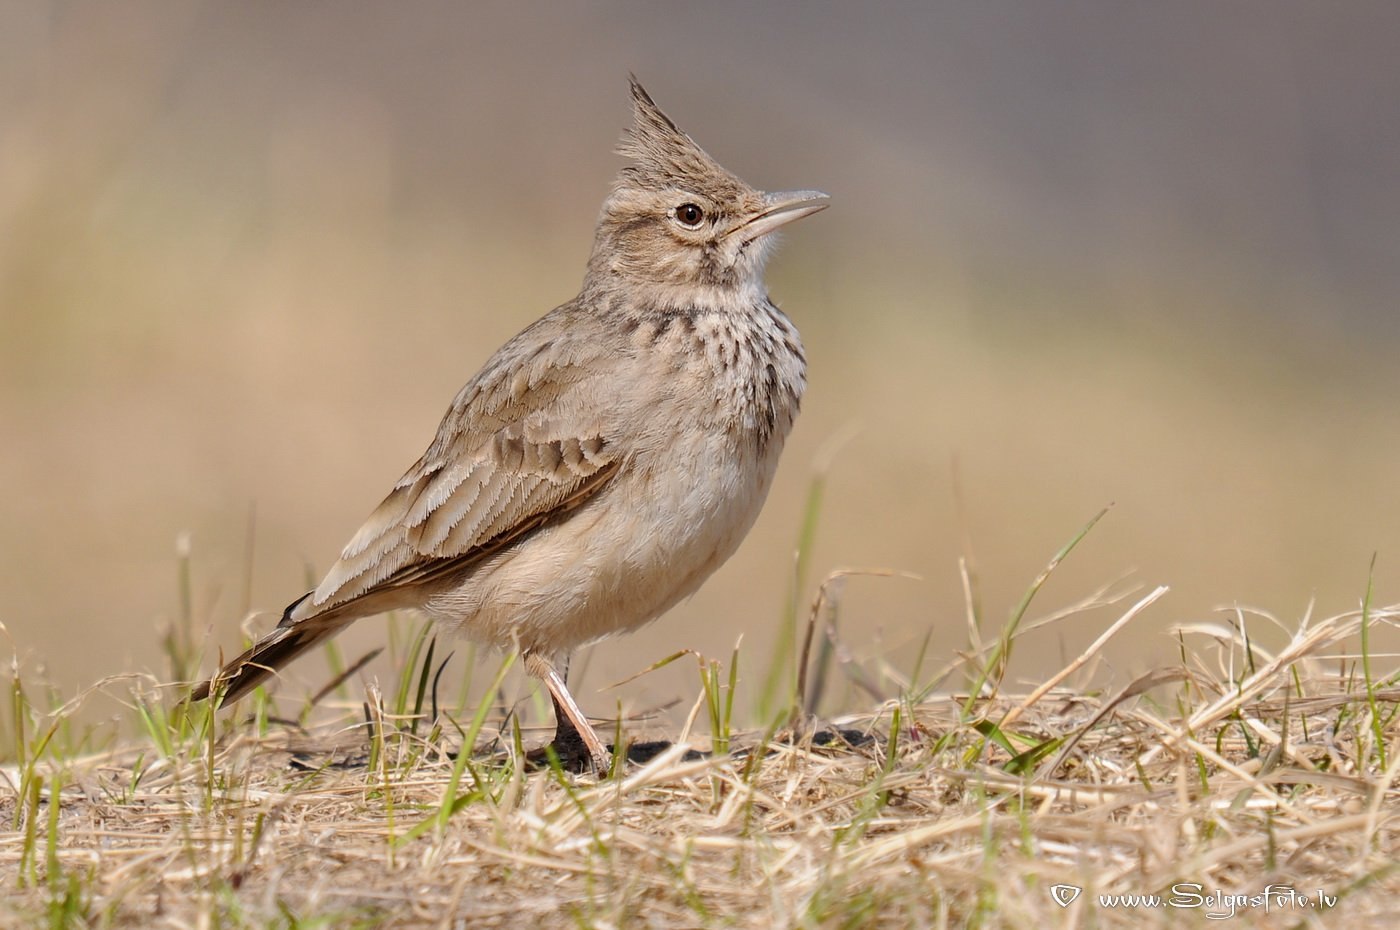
[194,78,827,772]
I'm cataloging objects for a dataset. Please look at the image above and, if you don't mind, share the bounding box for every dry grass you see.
[3,563,1399,930]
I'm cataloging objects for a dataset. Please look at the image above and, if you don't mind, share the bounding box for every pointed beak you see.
[729,190,830,244]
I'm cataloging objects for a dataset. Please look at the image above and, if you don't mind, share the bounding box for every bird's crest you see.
[617,76,747,195]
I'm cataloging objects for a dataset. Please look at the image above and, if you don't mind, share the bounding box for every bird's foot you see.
[526,722,608,773]
[525,738,610,774]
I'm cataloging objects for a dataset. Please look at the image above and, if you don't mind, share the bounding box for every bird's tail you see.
[190,594,356,705]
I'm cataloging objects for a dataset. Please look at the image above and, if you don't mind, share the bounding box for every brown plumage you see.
[194,77,827,772]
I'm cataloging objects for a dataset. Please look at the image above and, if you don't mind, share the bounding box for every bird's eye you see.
[674,203,705,228]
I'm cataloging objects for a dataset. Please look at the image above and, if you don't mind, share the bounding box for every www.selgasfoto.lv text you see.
[1096,884,1337,918]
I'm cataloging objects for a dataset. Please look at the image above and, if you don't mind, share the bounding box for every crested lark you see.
[193,78,827,772]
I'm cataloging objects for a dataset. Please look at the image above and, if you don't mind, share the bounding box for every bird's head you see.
[586,78,827,305]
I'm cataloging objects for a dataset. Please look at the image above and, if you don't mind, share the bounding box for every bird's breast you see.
[630,299,806,452]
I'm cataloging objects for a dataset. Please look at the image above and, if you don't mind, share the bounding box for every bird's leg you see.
[524,652,611,774]
[546,655,593,769]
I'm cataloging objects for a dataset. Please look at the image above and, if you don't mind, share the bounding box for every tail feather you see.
[190,594,353,705]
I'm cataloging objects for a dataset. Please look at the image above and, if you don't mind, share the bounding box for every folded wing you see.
[294,323,624,624]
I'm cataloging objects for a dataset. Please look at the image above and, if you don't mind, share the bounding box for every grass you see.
[2,522,1399,928]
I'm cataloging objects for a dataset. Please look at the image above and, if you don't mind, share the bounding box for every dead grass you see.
[3,570,1399,930]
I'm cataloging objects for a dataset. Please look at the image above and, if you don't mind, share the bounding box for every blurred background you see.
[3,2,1399,726]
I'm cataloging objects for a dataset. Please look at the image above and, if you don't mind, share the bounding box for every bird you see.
[192,77,828,773]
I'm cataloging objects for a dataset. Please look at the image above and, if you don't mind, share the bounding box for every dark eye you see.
[674,203,705,228]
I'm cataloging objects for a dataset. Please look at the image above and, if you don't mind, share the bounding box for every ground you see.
[3,589,1398,928]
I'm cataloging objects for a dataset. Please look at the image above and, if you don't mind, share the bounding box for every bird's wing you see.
[293,314,625,623]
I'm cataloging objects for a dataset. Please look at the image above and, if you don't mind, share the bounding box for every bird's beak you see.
[729,190,830,244]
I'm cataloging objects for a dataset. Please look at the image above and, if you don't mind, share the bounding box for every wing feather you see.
[477,474,553,545]
[340,483,416,559]
[300,313,625,617]
[412,467,493,551]
[419,466,509,553]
